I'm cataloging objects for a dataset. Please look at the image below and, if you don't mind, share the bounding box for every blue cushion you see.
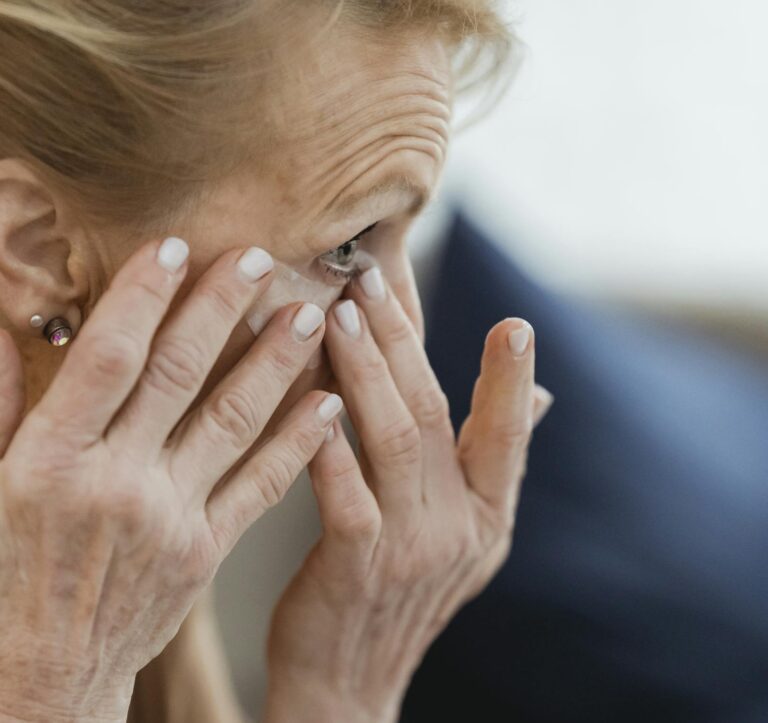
[400,208,768,723]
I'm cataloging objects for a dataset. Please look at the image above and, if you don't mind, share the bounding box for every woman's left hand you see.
[263,265,552,723]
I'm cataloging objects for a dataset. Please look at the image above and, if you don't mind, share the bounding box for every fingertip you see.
[506,318,534,357]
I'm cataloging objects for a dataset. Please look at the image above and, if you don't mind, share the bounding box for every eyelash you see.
[318,222,378,282]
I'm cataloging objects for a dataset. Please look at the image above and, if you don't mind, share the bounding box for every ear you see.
[0,159,84,341]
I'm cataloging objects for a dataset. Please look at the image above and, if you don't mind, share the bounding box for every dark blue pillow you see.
[400,208,768,723]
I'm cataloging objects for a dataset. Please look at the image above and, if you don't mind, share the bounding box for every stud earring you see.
[32,316,73,347]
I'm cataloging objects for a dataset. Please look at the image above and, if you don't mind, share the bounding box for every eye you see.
[318,222,378,282]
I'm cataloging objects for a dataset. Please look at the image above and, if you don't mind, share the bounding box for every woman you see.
[0,1,552,721]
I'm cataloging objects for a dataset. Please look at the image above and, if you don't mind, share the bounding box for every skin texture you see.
[0,19,553,722]
[0,23,451,422]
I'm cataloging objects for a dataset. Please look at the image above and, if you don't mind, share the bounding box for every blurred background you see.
[410,0,768,357]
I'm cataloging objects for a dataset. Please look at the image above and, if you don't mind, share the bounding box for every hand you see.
[264,264,551,722]
[0,238,343,722]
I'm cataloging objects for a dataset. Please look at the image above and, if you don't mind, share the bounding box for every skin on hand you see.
[0,13,552,718]
[0,238,344,721]
[263,266,551,723]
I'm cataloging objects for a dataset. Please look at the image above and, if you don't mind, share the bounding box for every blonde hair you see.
[0,2,519,721]
[0,1,519,239]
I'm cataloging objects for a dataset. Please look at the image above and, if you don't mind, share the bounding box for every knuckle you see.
[206,388,263,449]
[130,276,170,307]
[349,353,390,386]
[177,534,217,588]
[262,343,301,383]
[333,500,381,541]
[254,454,294,511]
[285,425,321,463]
[409,385,451,430]
[94,486,150,533]
[199,282,243,321]
[143,335,207,396]
[488,416,533,449]
[84,330,144,381]
[380,318,413,347]
[377,417,421,467]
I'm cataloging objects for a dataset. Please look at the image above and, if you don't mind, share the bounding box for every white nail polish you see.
[360,266,386,300]
[292,303,325,341]
[236,247,273,282]
[157,236,189,272]
[317,393,343,424]
[325,424,336,443]
[334,300,361,338]
[508,322,532,356]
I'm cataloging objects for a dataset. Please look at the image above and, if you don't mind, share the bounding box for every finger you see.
[533,384,554,427]
[108,246,274,450]
[347,265,455,491]
[205,390,344,558]
[35,237,190,444]
[169,301,326,502]
[0,329,25,457]
[307,417,381,570]
[458,318,536,516]
[375,250,426,344]
[324,298,423,526]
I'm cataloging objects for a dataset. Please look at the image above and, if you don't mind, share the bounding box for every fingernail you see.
[508,321,532,356]
[325,424,336,443]
[157,236,189,272]
[317,393,343,425]
[334,300,361,338]
[236,247,273,282]
[292,303,325,341]
[359,266,386,301]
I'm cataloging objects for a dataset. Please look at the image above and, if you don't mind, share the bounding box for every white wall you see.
[418,0,768,313]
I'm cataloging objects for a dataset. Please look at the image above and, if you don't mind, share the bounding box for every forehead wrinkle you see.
[326,172,432,220]
[296,91,451,196]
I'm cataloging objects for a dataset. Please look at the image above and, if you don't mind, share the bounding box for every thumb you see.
[307,418,381,570]
[0,329,26,457]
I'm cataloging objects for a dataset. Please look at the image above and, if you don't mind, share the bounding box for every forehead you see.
[266,21,453,229]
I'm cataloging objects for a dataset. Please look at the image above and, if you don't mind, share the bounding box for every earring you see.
[33,316,73,347]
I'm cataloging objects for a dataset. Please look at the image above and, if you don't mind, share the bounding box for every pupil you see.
[338,239,356,264]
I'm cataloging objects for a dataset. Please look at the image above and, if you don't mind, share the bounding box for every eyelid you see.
[321,221,379,256]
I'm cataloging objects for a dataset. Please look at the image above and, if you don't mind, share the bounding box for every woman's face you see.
[160,27,451,432]
[148,24,453,436]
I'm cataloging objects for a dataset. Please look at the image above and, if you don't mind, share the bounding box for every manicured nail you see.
[157,236,189,272]
[508,321,532,356]
[236,247,273,282]
[325,423,336,443]
[292,303,325,341]
[360,266,386,301]
[317,394,343,425]
[334,300,361,338]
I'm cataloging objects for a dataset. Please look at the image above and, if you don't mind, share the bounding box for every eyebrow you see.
[326,173,432,220]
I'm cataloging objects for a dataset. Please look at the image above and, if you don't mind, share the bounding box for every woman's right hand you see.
[0,237,341,723]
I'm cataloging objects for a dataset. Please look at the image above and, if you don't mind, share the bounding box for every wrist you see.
[0,653,135,723]
[263,674,402,723]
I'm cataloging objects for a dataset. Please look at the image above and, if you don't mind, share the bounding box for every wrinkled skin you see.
[0,16,552,723]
